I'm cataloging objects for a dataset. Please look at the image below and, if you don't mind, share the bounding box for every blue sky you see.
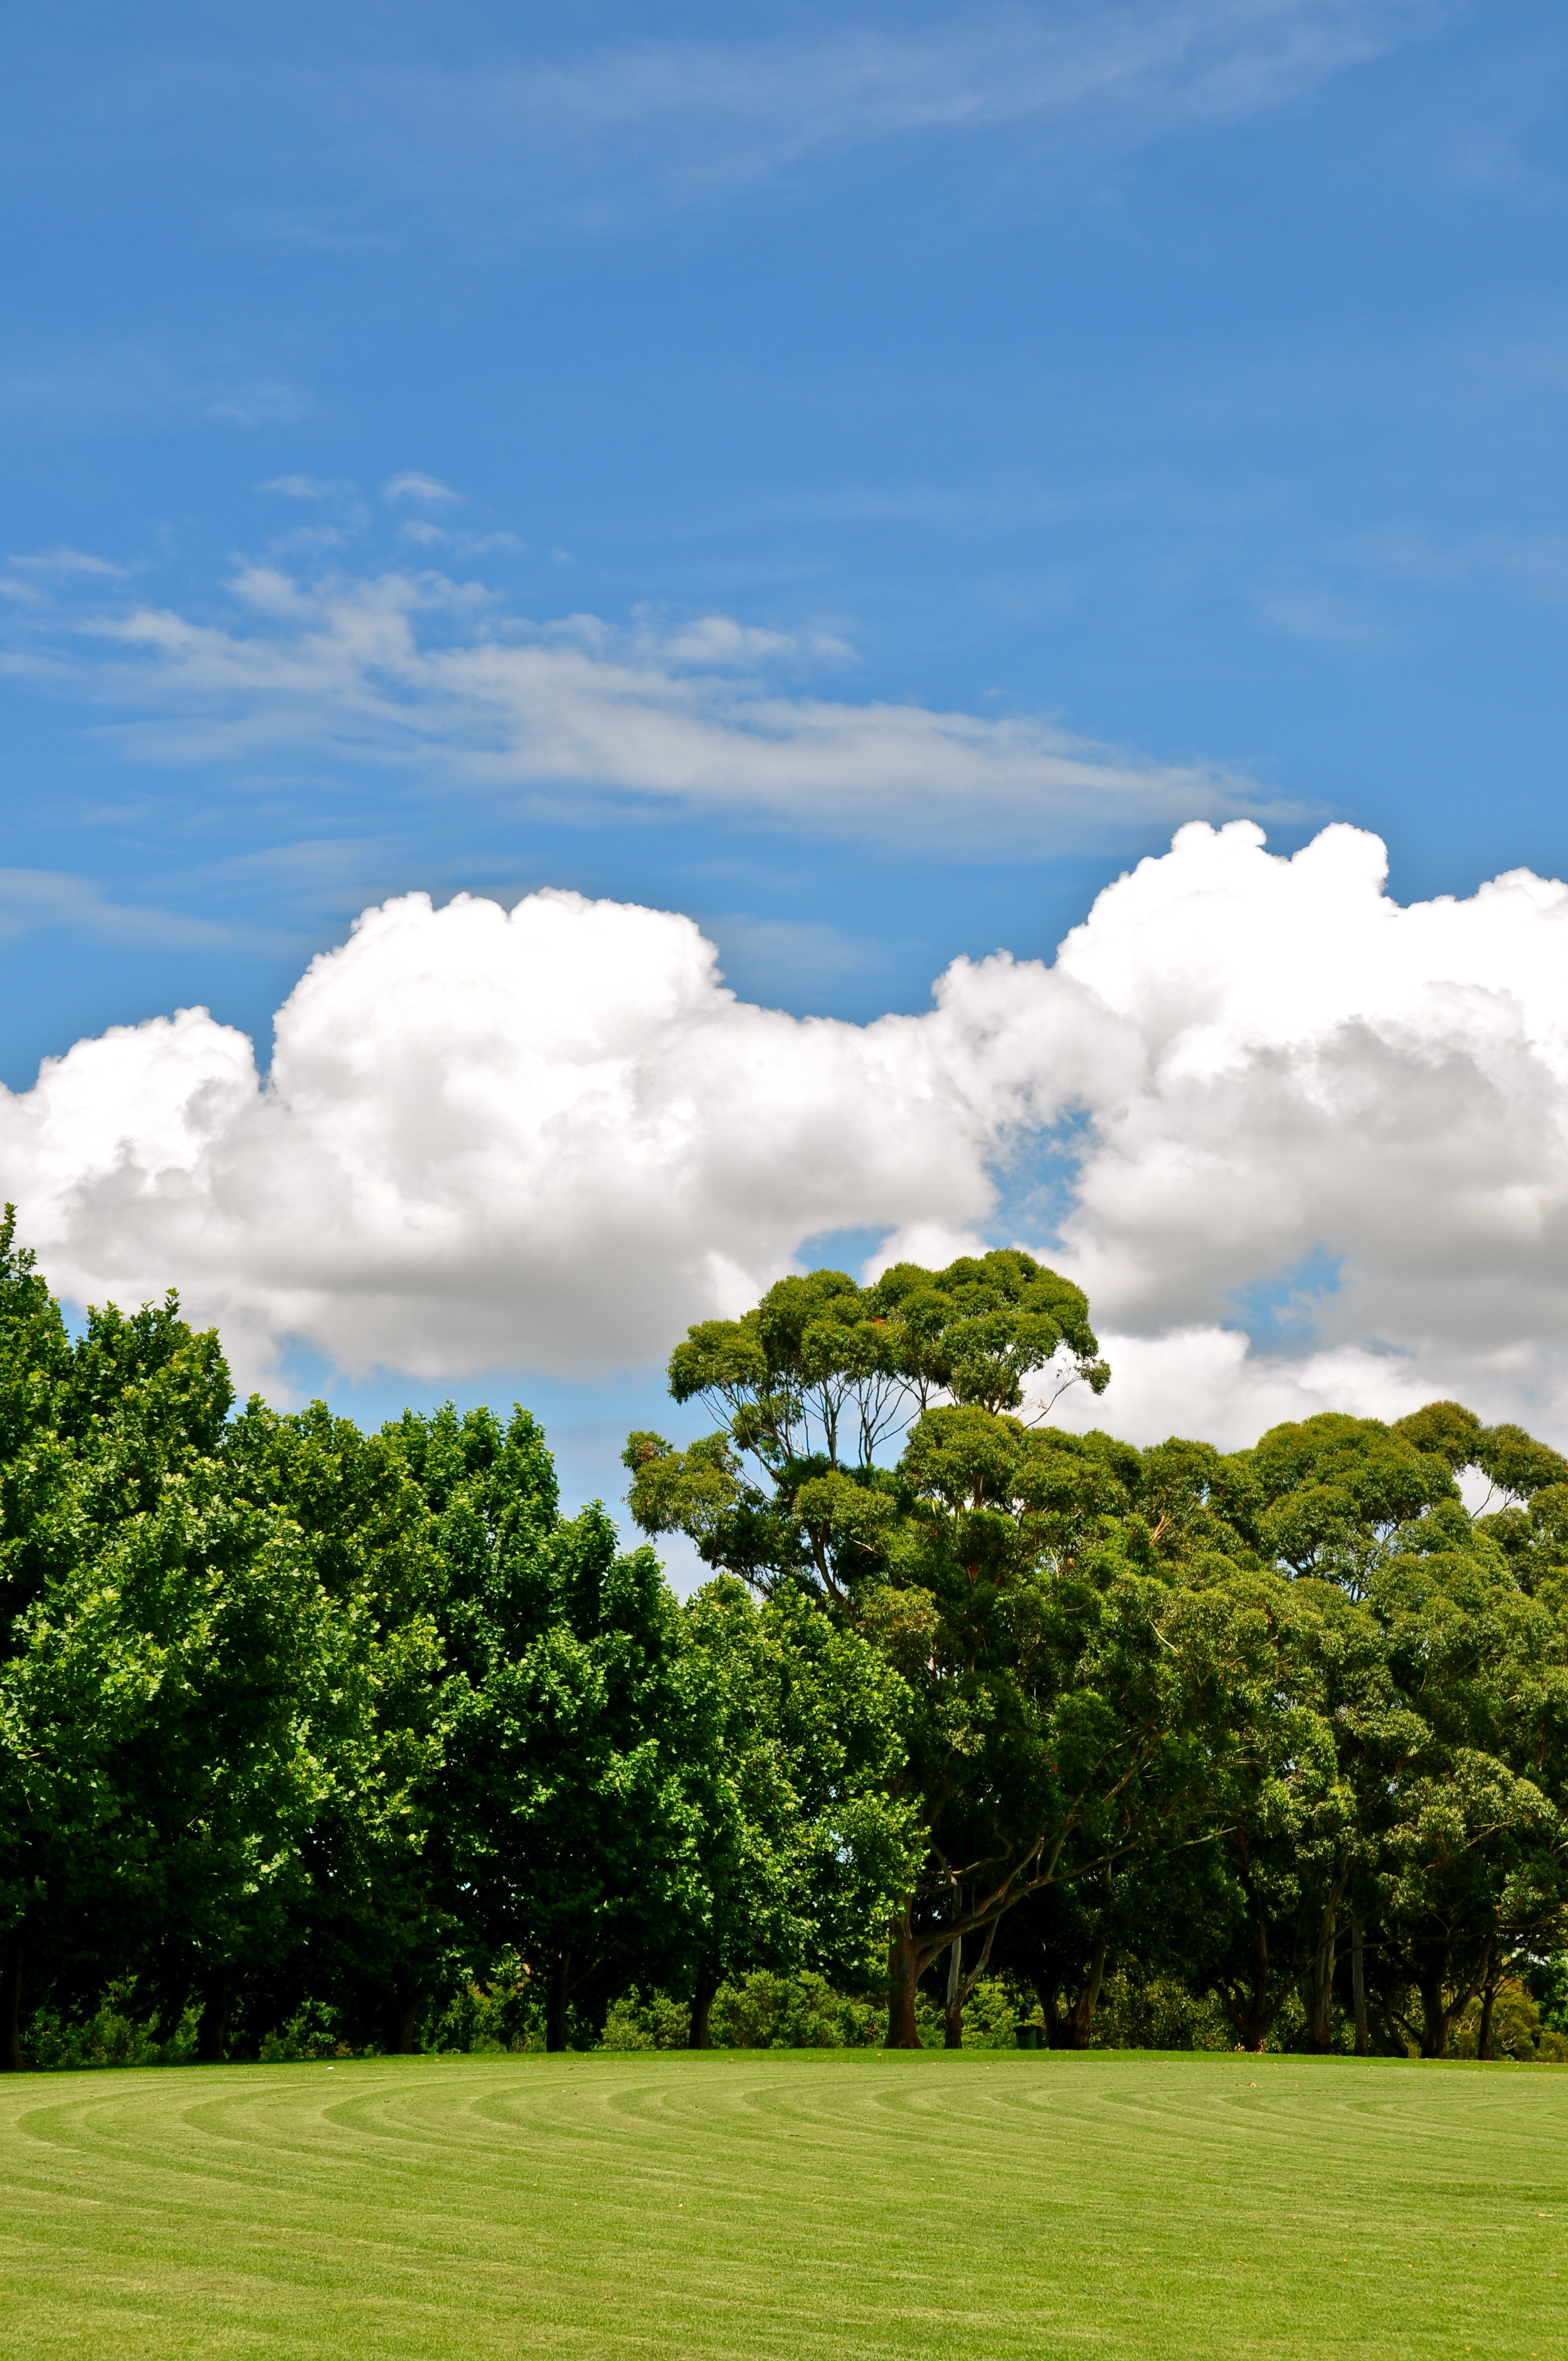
[5,2,1568,1524]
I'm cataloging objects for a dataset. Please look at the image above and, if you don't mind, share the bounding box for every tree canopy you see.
[2,1211,1565,2067]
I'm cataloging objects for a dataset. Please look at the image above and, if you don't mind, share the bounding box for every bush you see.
[1525,1953,1568,2039]
[21,1988,198,2071]
[1090,1972,1232,2052]
[596,1972,884,2051]
[914,1975,1027,2049]
[1449,1978,1568,2063]
[598,1989,692,2050]
[709,1970,882,2049]
[420,1952,551,2053]
[259,2000,359,2063]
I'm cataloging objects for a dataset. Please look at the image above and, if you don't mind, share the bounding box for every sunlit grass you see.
[1,2050,1562,2358]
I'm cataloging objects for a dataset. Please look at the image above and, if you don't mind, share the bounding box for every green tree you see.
[1369,1528,1568,2057]
[630,1253,1108,1600]
[866,1407,1240,2046]
[630,1261,1252,2049]
[0,1251,362,2066]
[676,1578,922,2042]
[1183,1409,1568,2058]
[222,1399,452,2051]
[404,1406,722,2050]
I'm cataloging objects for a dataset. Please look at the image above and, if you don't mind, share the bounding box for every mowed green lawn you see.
[1,2051,1564,2361]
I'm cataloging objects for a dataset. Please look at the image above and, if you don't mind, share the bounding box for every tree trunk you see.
[388,1971,420,2056]
[1351,1917,1368,2057]
[943,1936,964,2051]
[1417,1964,1451,2061]
[545,1949,572,2054]
[884,1912,922,2049]
[196,1971,232,2065]
[1,1930,24,2073]
[1066,1938,1110,2049]
[689,1967,719,2051]
[1222,1911,1274,2053]
[1303,1906,1339,2052]
[1478,1965,1498,2064]
[1034,1975,1064,2048]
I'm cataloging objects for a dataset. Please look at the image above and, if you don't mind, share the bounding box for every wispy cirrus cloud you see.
[383,472,462,506]
[1,4,1452,244]
[0,866,235,950]
[361,2,1448,235]
[2,560,1296,853]
[0,346,309,433]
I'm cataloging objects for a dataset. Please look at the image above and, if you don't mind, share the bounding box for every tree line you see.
[3,1209,1565,2067]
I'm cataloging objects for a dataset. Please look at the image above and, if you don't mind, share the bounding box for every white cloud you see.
[8,5,1447,256]
[12,817,1568,1446]
[383,472,462,505]
[317,3,1440,234]
[199,379,309,427]
[0,868,233,950]
[261,475,358,502]
[6,548,127,579]
[8,563,1285,853]
[0,887,1010,1387]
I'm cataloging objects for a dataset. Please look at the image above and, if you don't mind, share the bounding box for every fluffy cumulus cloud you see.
[9,817,1568,1446]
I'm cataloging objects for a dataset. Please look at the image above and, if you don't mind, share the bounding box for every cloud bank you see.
[8,817,1568,1446]
[4,563,1279,852]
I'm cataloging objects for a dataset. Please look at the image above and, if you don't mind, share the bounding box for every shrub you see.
[1090,1972,1232,2052]
[418,1951,555,2052]
[913,1975,1027,2049]
[1449,1978,1568,2062]
[598,1990,692,2050]
[260,2000,356,2063]
[21,1989,198,2072]
[709,1970,882,2049]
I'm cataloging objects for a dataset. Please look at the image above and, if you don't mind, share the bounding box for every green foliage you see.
[20,1987,199,2072]
[1088,1970,1234,2052]
[629,1249,1109,1598]
[600,1971,885,2050]
[1527,1950,1568,2034]
[259,2000,357,2063]
[4,1208,1568,2080]
[1446,1977,1568,2063]
[596,1987,696,2049]
[677,1576,922,1993]
[911,1973,1023,2048]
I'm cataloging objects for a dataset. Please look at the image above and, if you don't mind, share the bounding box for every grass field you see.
[1,2051,1564,2360]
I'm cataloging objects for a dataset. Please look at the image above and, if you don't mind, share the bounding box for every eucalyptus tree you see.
[628,1253,1109,1600]
[629,1257,1256,2047]
[1188,1409,1568,2057]
[1368,1524,1568,2057]
[1173,1414,1461,2051]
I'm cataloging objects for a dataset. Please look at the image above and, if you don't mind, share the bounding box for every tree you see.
[1370,1530,1568,2057]
[1183,1408,1568,2059]
[629,1260,1253,2049]
[222,1399,452,2052]
[676,1578,921,2042]
[0,1266,360,2067]
[413,1407,722,2051]
[629,1253,1109,1600]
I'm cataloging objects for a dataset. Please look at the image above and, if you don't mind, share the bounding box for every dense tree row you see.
[3,1210,1566,2067]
